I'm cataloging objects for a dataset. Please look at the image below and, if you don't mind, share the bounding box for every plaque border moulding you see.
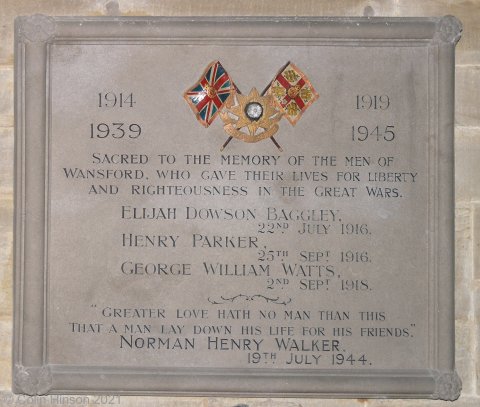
[13,15,462,400]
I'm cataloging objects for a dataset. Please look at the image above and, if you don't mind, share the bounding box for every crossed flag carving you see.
[184,61,319,151]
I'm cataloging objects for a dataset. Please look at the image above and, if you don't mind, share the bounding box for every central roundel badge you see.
[245,102,263,121]
[220,88,283,145]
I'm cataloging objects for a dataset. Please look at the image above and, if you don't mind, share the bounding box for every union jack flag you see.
[266,62,319,125]
[184,61,235,127]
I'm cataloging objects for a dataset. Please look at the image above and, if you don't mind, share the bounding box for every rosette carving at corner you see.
[432,370,462,401]
[13,365,52,396]
[434,15,462,44]
[17,14,56,43]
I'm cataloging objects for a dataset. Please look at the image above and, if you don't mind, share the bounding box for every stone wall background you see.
[0,1,479,406]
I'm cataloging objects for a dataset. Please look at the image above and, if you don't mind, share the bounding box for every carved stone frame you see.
[13,15,462,400]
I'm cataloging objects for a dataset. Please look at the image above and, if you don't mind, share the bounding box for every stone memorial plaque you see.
[13,15,462,399]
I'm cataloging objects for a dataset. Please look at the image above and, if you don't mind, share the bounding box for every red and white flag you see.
[266,62,319,125]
